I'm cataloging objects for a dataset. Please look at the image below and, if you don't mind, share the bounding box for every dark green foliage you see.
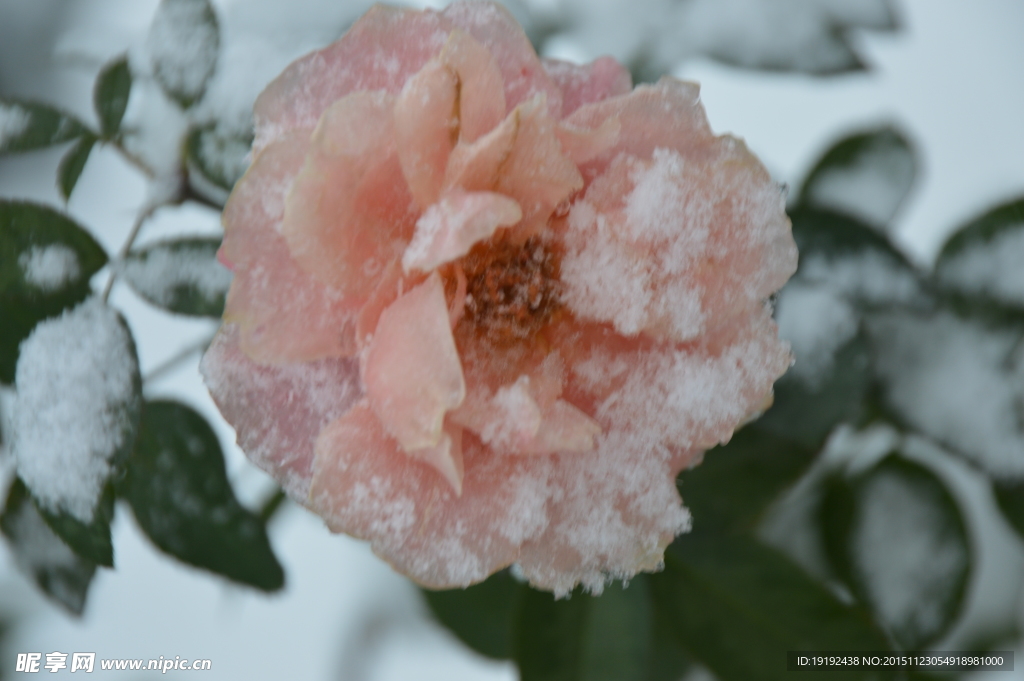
[57,134,97,201]
[36,484,116,568]
[0,201,108,383]
[123,400,284,591]
[0,100,86,154]
[424,569,525,660]
[94,56,132,139]
[819,455,971,649]
[121,237,228,317]
[1,479,96,616]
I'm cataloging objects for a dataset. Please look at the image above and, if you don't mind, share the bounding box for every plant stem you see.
[101,202,160,302]
[258,488,288,524]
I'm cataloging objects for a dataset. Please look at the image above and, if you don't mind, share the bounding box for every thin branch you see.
[101,202,161,302]
[142,333,216,385]
[258,488,288,524]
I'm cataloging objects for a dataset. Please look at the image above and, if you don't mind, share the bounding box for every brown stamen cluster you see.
[459,234,561,345]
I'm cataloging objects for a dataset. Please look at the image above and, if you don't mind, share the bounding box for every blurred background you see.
[1,0,1023,679]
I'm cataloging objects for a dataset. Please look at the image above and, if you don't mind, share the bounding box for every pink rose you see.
[201,1,797,594]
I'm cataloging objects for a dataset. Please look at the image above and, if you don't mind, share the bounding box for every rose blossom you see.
[201,0,797,595]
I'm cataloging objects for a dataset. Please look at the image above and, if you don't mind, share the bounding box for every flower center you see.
[458,235,561,346]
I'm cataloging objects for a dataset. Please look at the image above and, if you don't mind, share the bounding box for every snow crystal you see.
[804,138,915,227]
[11,298,138,522]
[852,468,968,644]
[119,242,232,308]
[18,244,81,292]
[869,311,1024,479]
[148,0,219,102]
[775,282,858,386]
[938,225,1024,307]
[0,102,31,148]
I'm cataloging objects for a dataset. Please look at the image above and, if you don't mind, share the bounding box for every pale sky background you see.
[0,0,1022,679]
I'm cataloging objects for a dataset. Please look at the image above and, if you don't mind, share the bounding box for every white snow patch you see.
[800,250,920,306]
[147,0,219,102]
[0,102,31,148]
[11,298,138,522]
[938,225,1024,307]
[18,244,81,292]
[775,282,858,387]
[805,139,915,227]
[120,242,232,307]
[852,468,968,643]
[869,311,1024,479]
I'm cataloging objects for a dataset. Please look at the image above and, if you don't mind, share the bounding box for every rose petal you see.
[363,272,466,452]
[444,108,519,192]
[309,400,550,587]
[409,422,465,495]
[395,58,458,209]
[402,190,522,273]
[441,1,562,115]
[222,132,359,361]
[253,5,453,151]
[555,116,621,166]
[200,325,360,500]
[283,91,417,298]
[442,29,506,143]
[542,56,633,117]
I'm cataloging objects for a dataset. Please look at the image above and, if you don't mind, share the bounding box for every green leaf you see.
[0,99,87,154]
[514,581,652,681]
[148,0,220,108]
[758,331,873,450]
[186,124,251,204]
[677,425,816,533]
[935,197,1024,314]
[797,127,916,229]
[120,237,229,317]
[993,479,1024,542]
[35,484,116,567]
[123,400,284,591]
[0,201,108,383]
[57,134,97,201]
[819,455,971,650]
[423,569,525,660]
[94,56,132,138]
[1,478,96,616]
[789,207,915,275]
[651,533,893,681]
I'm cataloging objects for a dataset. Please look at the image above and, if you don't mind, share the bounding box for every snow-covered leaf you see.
[868,310,1024,479]
[123,400,284,591]
[120,236,230,317]
[424,569,524,660]
[185,124,251,205]
[651,533,892,681]
[10,298,141,535]
[0,201,107,384]
[515,580,653,681]
[936,197,1024,314]
[57,134,96,201]
[819,455,971,649]
[0,99,86,155]
[796,127,917,230]
[93,56,132,139]
[546,0,898,79]
[677,425,816,532]
[35,484,116,567]
[1,478,96,616]
[148,0,220,108]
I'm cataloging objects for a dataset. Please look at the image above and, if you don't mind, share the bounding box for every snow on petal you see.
[363,272,466,452]
[222,132,359,362]
[543,56,633,117]
[441,1,562,114]
[201,326,360,499]
[253,5,452,151]
[402,191,522,273]
[283,91,417,298]
[309,400,551,588]
[12,299,138,523]
[441,29,506,143]
[394,58,458,210]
